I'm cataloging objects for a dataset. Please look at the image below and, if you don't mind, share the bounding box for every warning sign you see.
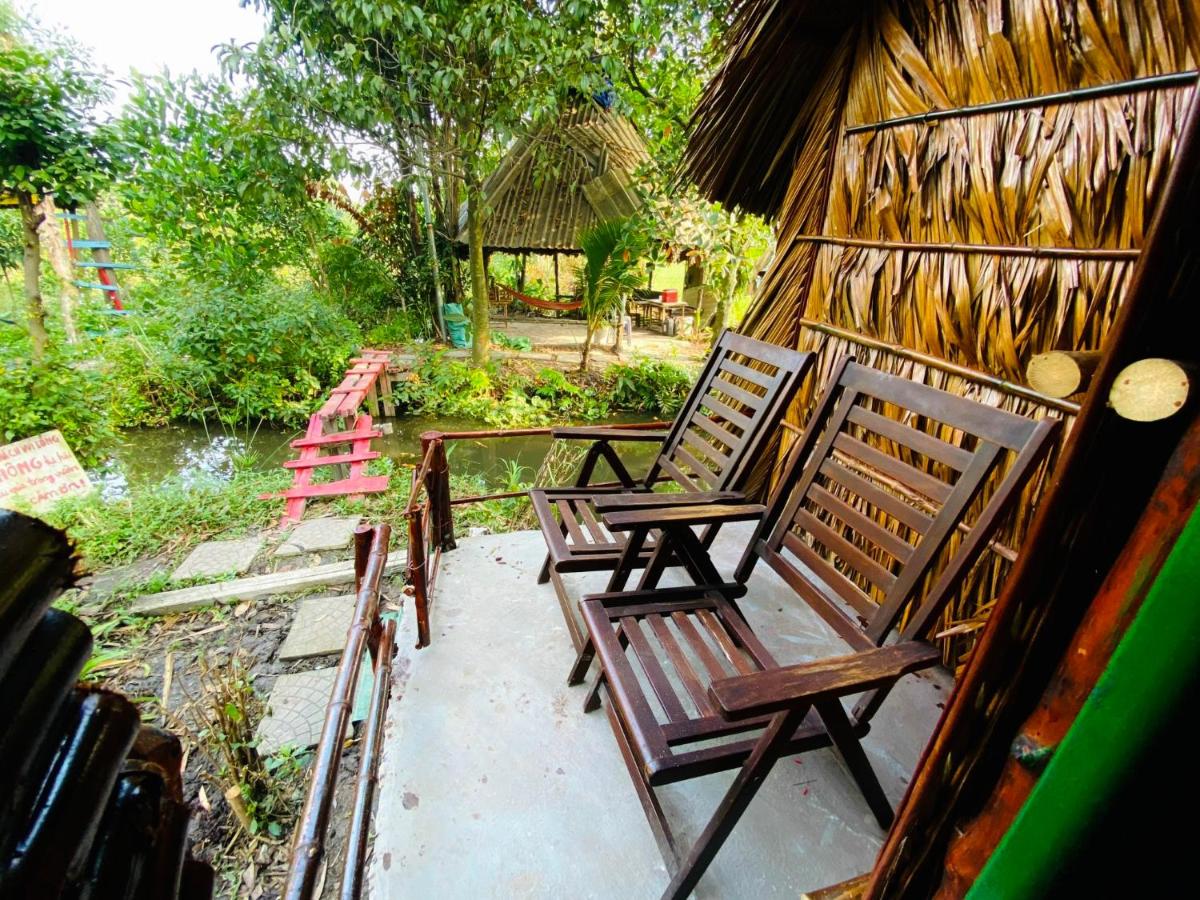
[0,430,94,512]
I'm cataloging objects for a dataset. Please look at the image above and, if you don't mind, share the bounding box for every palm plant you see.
[577,217,642,371]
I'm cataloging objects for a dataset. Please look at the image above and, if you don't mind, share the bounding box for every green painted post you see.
[968,502,1200,898]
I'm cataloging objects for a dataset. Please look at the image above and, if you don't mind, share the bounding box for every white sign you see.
[0,429,94,511]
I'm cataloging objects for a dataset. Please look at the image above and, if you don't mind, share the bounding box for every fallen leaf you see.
[198,786,211,813]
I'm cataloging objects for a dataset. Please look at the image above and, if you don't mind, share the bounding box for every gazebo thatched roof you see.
[455,102,649,254]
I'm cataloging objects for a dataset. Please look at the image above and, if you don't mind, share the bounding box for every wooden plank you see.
[696,609,755,675]
[847,406,974,471]
[291,429,383,448]
[670,611,730,680]
[131,555,406,615]
[820,459,934,533]
[783,532,877,619]
[833,433,954,504]
[681,428,732,470]
[711,377,765,409]
[794,508,897,593]
[283,451,380,469]
[646,615,716,717]
[809,483,916,563]
[671,446,718,490]
[757,544,875,651]
[576,499,611,545]
[689,412,743,451]
[698,395,753,431]
[556,499,589,546]
[264,476,390,500]
[718,359,777,389]
[623,617,688,724]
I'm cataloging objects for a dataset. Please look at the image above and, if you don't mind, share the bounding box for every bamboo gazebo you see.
[454,99,648,299]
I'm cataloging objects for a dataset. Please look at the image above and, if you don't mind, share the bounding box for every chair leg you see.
[537,552,552,584]
[583,670,605,713]
[660,705,810,900]
[816,699,894,829]
[568,638,594,685]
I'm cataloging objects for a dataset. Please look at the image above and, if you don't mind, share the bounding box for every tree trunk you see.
[466,188,490,364]
[35,196,80,344]
[581,323,596,372]
[18,192,49,362]
[710,277,733,348]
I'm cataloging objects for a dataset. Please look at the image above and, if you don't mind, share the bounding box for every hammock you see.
[496,283,583,312]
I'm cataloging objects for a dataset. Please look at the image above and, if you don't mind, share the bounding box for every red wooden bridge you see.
[261,351,395,525]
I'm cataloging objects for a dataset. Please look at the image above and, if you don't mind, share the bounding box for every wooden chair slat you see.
[670,446,720,491]
[819,458,934,533]
[846,406,975,471]
[782,532,877,619]
[696,609,757,675]
[659,457,706,492]
[699,396,754,431]
[718,359,777,390]
[556,499,590,547]
[669,611,731,681]
[794,508,897,594]
[681,428,732,471]
[647,615,716,717]
[808,482,916,563]
[711,377,766,409]
[576,499,610,544]
[623,617,690,724]
[832,432,954,504]
[688,411,743,452]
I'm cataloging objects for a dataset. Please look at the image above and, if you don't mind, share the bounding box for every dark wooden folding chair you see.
[575,358,1061,899]
[530,330,814,651]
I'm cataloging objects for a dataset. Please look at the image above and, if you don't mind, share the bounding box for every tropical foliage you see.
[577,217,643,369]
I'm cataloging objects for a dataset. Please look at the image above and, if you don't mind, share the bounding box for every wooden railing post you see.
[420,431,456,552]
[408,505,430,649]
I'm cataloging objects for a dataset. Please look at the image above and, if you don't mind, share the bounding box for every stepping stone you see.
[256,665,369,755]
[277,595,356,660]
[171,537,263,581]
[275,516,363,558]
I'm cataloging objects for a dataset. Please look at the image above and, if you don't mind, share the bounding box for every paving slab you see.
[371,525,951,899]
[256,663,371,754]
[132,555,406,615]
[275,516,363,558]
[171,537,263,581]
[277,595,355,660]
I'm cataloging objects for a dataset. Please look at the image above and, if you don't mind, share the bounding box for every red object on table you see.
[661,289,678,303]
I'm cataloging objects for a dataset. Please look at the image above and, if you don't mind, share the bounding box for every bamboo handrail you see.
[797,319,1082,415]
[845,70,1198,135]
[792,234,1139,262]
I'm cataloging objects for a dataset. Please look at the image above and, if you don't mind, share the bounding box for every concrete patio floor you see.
[369,524,951,899]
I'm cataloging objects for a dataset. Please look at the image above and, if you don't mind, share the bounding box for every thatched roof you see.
[455,103,649,254]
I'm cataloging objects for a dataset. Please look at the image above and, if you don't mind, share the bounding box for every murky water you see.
[94,414,660,498]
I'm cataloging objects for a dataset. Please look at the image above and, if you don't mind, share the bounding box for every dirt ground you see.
[72,564,408,899]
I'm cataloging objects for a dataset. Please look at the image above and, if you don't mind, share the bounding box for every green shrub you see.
[164,282,360,426]
[610,359,693,416]
[318,239,399,325]
[0,350,117,466]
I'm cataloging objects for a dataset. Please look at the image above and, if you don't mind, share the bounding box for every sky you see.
[24,0,267,107]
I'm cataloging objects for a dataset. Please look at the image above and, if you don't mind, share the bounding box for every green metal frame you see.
[968,502,1200,898]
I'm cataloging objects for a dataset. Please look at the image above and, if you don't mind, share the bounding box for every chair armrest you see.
[592,490,744,514]
[551,426,669,442]
[601,503,767,532]
[709,642,940,720]
[581,583,747,607]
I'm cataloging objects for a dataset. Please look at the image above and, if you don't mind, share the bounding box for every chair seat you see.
[530,487,661,572]
[581,590,853,786]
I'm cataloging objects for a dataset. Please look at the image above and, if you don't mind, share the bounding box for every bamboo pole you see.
[845,70,1198,135]
[792,234,1139,262]
[798,319,1082,414]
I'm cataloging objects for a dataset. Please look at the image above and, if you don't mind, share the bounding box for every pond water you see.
[92,413,661,499]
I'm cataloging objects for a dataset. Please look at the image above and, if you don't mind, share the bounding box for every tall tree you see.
[0,11,112,360]
[245,0,613,364]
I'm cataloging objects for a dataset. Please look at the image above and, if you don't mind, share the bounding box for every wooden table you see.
[629,299,692,333]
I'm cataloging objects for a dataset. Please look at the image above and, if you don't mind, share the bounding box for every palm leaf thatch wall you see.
[687,0,1199,665]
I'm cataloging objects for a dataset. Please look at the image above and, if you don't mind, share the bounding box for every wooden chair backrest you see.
[646,330,813,494]
[738,357,1060,652]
